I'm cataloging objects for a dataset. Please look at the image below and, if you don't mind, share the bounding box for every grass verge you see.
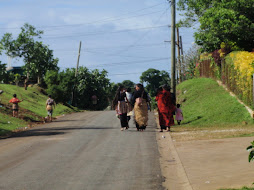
[0,84,79,136]
[171,78,254,141]
[218,187,254,190]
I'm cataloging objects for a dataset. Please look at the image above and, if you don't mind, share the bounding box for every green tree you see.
[27,42,59,84]
[122,80,135,89]
[140,68,171,97]
[1,23,59,85]
[1,23,43,80]
[44,69,75,104]
[0,62,14,84]
[14,74,21,86]
[45,67,111,110]
[76,67,111,110]
[177,0,254,52]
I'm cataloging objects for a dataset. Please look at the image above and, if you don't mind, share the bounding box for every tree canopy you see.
[0,23,59,84]
[121,80,135,89]
[177,0,254,52]
[45,67,111,110]
[140,68,170,97]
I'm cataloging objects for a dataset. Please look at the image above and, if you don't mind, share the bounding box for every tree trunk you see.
[24,72,30,90]
[37,75,41,85]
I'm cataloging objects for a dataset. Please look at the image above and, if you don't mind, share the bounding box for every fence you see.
[198,57,254,109]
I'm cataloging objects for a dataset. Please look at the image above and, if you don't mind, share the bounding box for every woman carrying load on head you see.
[112,85,129,131]
[131,83,149,131]
[156,84,176,132]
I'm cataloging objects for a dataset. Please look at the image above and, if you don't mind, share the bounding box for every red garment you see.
[9,98,21,104]
[156,90,175,127]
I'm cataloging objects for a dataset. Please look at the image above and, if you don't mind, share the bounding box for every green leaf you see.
[247,145,253,150]
[248,150,254,162]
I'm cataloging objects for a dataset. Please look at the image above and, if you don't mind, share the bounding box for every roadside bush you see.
[197,51,254,108]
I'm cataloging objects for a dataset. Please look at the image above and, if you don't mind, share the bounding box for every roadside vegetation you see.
[0,84,78,136]
[219,187,254,190]
[171,78,254,141]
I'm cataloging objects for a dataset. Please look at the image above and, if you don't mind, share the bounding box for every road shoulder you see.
[155,112,193,190]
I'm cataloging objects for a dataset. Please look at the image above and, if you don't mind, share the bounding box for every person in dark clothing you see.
[112,86,128,131]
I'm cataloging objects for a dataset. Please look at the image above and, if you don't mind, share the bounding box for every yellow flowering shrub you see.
[225,51,254,107]
[197,50,254,107]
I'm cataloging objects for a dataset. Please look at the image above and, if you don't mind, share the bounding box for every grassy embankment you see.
[219,187,254,190]
[0,84,79,136]
[171,78,254,141]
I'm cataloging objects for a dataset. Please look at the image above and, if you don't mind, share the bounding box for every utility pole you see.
[180,36,184,81]
[75,41,82,77]
[72,41,82,106]
[176,27,181,83]
[170,0,176,95]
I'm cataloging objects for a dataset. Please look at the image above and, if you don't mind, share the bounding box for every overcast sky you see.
[0,0,195,84]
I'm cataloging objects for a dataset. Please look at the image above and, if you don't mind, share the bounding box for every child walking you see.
[175,104,183,125]
[9,94,23,117]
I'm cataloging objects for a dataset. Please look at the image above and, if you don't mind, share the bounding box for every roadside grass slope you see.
[0,84,78,136]
[172,78,254,140]
[219,187,254,190]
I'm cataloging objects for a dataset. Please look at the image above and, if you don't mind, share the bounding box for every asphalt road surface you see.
[0,111,164,190]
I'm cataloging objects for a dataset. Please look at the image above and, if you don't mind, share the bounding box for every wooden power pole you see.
[180,36,184,81]
[72,41,82,106]
[176,27,181,83]
[75,41,82,77]
[170,0,176,95]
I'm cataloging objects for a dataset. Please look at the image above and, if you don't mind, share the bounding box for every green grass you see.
[176,78,253,127]
[219,187,254,190]
[0,84,79,136]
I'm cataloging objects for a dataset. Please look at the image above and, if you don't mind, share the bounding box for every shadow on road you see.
[1,126,116,139]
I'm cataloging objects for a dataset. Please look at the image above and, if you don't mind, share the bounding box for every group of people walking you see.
[113,84,183,132]
[9,94,55,122]
[112,83,151,131]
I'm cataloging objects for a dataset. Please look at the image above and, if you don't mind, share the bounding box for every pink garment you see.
[175,108,183,120]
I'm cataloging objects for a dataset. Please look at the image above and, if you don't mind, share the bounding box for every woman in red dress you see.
[156,85,176,132]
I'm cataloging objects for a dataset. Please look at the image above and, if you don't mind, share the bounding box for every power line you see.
[53,43,167,52]
[43,25,169,39]
[0,3,165,31]
[107,7,170,57]
[84,50,168,59]
[86,57,170,68]
[108,72,143,76]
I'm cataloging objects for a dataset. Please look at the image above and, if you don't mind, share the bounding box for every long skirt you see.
[119,113,128,128]
[116,101,128,128]
[134,99,148,130]
[158,111,174,129]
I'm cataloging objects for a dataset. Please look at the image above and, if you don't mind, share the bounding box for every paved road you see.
[0,111,164,190]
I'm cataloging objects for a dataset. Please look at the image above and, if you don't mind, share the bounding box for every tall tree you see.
[1,23,43,76]
[177,0,254,52]
[27,42,59,84]
[1,23,59,85]
[122,80,135,89]
[140,68,171,97]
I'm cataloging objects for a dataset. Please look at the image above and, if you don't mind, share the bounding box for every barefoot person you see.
[112,86,128,131]
[46,95,56,122]
[9,94,23,117]
[132,84,149,131]
[156,85,176,132]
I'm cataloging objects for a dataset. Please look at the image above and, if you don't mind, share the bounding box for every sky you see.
[0,0,195,84]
